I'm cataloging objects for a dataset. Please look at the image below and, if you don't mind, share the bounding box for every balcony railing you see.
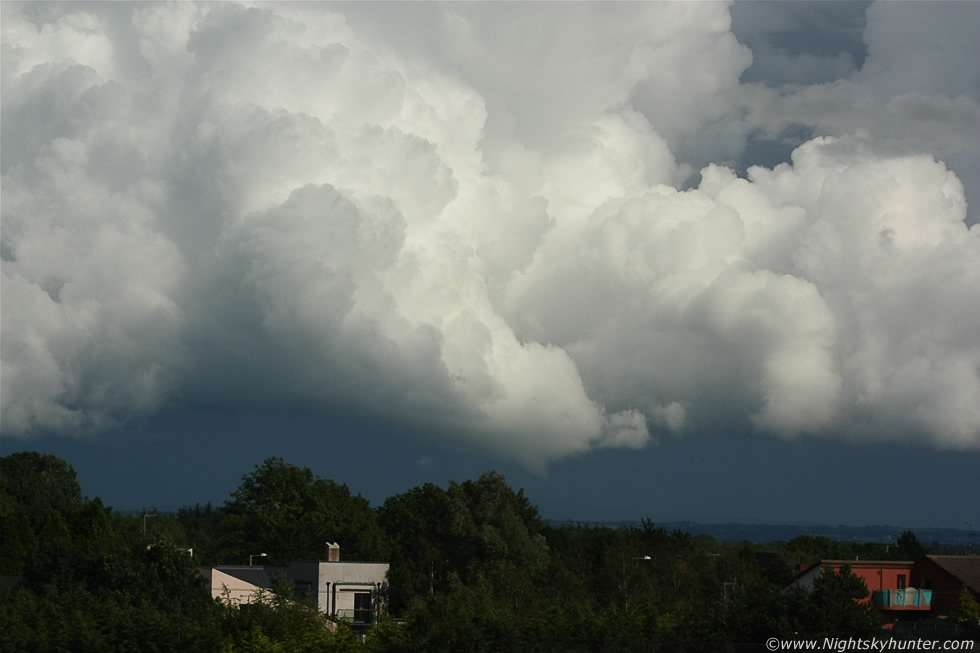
[335,608,376,625]
[872,589,932,609]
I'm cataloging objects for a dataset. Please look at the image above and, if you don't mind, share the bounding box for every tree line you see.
[0,451,971,652]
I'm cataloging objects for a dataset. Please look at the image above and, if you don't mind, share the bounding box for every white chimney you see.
[326,542,340,562]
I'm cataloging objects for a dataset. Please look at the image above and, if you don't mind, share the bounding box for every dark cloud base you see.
[3,410,976,531]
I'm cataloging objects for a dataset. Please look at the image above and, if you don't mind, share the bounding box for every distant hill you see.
[546,519,977,550]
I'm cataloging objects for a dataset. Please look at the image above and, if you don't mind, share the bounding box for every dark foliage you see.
[1,452,947,652]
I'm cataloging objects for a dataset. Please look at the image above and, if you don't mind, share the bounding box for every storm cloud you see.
[2,1,978,469]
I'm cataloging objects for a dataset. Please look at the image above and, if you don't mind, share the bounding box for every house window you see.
[354,592,373,624]
[295,581,313,599]
[897,575,906,590]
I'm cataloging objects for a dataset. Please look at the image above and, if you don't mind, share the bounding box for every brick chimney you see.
[326,542,340,562]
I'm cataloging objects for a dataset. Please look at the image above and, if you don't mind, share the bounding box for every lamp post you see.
[250,553,267,567]
[143,512,158,538]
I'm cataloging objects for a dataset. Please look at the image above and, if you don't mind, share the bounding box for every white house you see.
[202,543,389,624]
[202,566,285,606]
[288,542,390,625]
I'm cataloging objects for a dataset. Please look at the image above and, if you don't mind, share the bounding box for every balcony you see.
[872,589,932,610]
[335,608,376,625]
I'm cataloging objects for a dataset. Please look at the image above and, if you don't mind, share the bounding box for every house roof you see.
[795,559,915,577]
[210,566,287,589]
[806,560,916,568]
[922,556,980,594]
[788,559,916,588]
[290,560,390,566]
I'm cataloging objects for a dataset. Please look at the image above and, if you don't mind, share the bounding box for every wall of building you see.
[208,569,264,606]
[911,560,972,616]
[795,561,916,599]
[287,560,389,617]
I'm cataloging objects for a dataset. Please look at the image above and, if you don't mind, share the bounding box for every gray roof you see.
[211,566,287,589]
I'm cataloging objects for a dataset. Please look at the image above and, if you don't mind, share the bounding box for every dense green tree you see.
[0,451,83,519]
[221,457,389,565]
[0,451,84,575]
[379,470,550,617]
[363,616,414,653]
[380,472,565,651]
[801,565,881,637]
[780,535,849,568]
[445,471,550,583]
[951,585,980,625]
[8,451,940,651]
[720,577,805,643]
[219,576,362,653]
[895,530,927,561]
[0,532,225,652]
[377,482,454,611]
[0,452,225,652]
[177,502,227,563]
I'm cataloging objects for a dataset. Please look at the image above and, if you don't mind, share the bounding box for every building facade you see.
[288,559,389,625]
[791,556,980,624]
[791,560,931,623]
[911,555,980,617]
[202,566,285,606]
[203,542,390,626]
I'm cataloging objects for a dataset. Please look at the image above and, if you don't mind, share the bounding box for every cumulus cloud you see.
[2,1,978,468]
[736,0,980,222]
[731,1,869,86]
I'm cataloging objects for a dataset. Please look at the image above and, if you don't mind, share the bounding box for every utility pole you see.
[967,521,976,556]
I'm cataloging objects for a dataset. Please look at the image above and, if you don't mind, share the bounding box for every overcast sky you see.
[2,1,978,530]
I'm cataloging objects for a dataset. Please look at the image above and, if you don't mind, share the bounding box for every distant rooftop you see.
[204,565,287,588]
[925,555,980,594]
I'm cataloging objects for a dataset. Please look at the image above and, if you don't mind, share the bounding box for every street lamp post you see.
[250,553,267,567]
[143,512,158,538]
